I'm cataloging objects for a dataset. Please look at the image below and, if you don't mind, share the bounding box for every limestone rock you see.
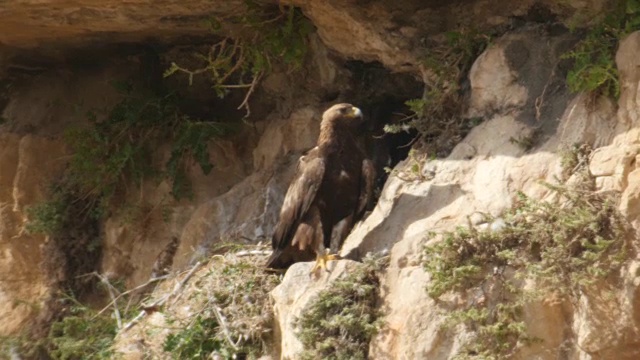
[589,145,639,191]
[253,107,320,171]
[616,31,640,132]
[342,27,637,359]
[467,39,528,117]
[0,134,67,335]
[282,0,417,72]
[270,260,362,360]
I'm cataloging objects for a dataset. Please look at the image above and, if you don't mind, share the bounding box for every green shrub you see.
[296,256,386,360]
[65,84,231,203]
[47,306,117,360]
[163,250,281,359]
[164,315,225,359]
[25,188,70,236]
[563,0,640,98]
[423,182,629,358]
[2,294,123,360]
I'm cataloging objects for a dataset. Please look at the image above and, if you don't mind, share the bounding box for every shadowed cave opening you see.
[343,60,424,201]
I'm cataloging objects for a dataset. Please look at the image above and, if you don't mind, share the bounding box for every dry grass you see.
[158,245,281,359]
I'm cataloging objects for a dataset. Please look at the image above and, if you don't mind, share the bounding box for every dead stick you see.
[92,275,168,320]
[96,273,123,329]
[211,304,239,350]
[121,262,203,332]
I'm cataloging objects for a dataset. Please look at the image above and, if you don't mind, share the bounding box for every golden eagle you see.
[266,103,375,271]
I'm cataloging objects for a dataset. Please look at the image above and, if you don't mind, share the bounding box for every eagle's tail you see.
[265,246,315,270]
[265,248,294,270]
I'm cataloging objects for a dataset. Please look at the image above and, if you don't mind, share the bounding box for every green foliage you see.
[25,187,70,236]
[4,293,126,360]
[446,303,530,360]
[164,316,226,359]
[163,251,281,359]
[0,334,43,360]
[384,148,433,182]
[420,28,489,114]
[560,143,593,180]
[25,182,103,300]
[423,181,628,358]
[563,0,640,98]
[47,303,117,360]
[43,281,146,360]
[65,83,231,203]
[404,98,427,119]
[164,2,313,114]
[239,1,313,72]
[563,22,620,98]
[26,82,230,242]
[296,255,386,360]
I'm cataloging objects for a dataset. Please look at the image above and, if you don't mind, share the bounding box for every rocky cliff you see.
[1,0,639,359]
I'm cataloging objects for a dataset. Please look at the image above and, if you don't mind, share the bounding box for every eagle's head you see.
[322,103,363,127]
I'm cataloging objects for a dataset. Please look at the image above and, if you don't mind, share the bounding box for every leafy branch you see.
[164,2,313,118]
[563,0,640,98]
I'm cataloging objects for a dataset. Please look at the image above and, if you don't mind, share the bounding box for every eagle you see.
[266,103,375,272]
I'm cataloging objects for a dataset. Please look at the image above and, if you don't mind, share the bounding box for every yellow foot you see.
[310,253,341,274]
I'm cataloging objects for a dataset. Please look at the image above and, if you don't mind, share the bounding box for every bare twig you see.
[212,304,240,350]
[169,261,204,305]
[235,249,272,257]
[217,40,245,84]
[121,261,203,332]
[96,273,123,329]
[92,275,168,320]
[237,71,262,118]
[122,310,146,332]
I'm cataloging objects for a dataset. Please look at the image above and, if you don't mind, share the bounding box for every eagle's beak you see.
[350,106,363,118]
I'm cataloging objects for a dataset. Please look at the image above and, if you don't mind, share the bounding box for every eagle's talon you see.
[309,253,341,275]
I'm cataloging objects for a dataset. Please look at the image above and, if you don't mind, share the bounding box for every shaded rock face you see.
[0,0,244,49]
[0,4,360,335]
[0,134,67,335]
[282,0,607,74]
[0,71,317,329]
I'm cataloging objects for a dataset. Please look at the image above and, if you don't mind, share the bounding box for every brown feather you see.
[358,159,376,216]
[270,154,325,250]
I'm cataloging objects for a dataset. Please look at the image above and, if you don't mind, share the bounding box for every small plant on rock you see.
[296,255,387,360]
[563,0,640,98]
[25,185,72,236]
[64,83,231,205]
[46,299,119,360]
[423,179,629,358]
[163,248,281,359]
[5,289,133,360]
[385,28,489,157]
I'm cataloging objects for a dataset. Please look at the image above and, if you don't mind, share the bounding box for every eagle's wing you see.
[328,158,375,254]
[357,158,375,216]
[271,154,325,251]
